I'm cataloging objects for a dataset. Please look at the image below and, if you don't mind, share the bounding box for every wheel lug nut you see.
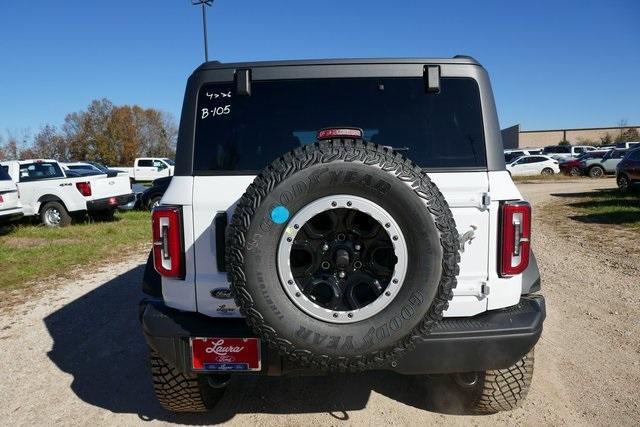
[338,271,346,279]
[354,261,362,269]
[354,244,361,251]
[337,233,346,241]
[322,243,329,251]
[321,261,331,269]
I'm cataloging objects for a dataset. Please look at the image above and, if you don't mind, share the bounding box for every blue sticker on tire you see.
[271,205,290,224]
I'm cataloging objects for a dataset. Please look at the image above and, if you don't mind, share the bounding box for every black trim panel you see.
[86,193,135,211]
[140,295,545,376]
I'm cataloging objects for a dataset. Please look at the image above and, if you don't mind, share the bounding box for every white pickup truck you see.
[112,157,174,182]
[0,159,134,226]
[0,166,23,224]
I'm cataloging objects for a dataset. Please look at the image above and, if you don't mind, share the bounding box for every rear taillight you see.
[152,205,185,279]
[75,181,92,196]
[499,201,531,277]
[0,195,3,203]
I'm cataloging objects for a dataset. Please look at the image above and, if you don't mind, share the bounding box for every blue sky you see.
[1,0,639,140]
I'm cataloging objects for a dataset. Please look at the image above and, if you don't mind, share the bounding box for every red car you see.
[616,147,640,191]
[559,151,606,176]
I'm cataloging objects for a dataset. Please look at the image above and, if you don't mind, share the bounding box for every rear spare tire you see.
[226,139,460,370]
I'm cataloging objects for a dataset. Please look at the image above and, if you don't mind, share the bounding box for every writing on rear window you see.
[201,105,231,119]
[193,77,486,172]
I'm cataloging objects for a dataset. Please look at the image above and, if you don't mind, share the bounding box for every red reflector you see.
[152,205,184,279]
[317,127,363,140]
[75,181,92,197]
[108,197,117,205]
[500,201,531,277]
[0,195,4,203]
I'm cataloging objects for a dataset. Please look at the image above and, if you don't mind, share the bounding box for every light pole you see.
[191,0,214,62]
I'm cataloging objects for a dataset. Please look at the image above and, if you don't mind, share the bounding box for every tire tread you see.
[226,139,460,371]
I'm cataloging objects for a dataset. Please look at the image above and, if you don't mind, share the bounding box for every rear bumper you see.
[140,295,545,376]
[86,193,135,211]
[0,208,24,224]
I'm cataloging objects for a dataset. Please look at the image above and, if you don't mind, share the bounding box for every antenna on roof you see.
[191,0,214,62]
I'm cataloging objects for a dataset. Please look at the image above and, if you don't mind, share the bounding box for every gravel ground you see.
[0,178,638,426]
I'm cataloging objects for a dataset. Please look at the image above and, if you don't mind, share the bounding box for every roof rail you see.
[453,55,478,62]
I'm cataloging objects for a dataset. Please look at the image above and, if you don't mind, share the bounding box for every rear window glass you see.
[193,77,487,172]
[0,166,11,180]
[18,162,64,182]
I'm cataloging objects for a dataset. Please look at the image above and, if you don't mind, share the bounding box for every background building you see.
[501,124,640,149]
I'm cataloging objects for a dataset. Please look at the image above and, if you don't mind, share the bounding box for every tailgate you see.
[0,188,20,211]
[89,174,132,199]
[428,172,491,317]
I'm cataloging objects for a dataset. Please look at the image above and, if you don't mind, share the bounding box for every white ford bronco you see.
[140,57,545,414]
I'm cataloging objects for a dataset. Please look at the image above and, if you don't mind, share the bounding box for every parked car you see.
[112,157,174,182]
[588,149,629,178]
[615,141,640,150]
[506,155,559,176]
[616,147,640,191]
[0,159,134,226]
[87,161,124,177]
[570,151,608,177]
[542,145,596,161]
[559,151,606,176]
[140,57,544,415]
[0,165,23,224]
[504,148,541,163]
[63,162,134,209]
[61,162,103,174]
[140,176,172,210]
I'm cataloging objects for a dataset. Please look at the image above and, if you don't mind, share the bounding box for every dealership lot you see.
[0,179,638,426]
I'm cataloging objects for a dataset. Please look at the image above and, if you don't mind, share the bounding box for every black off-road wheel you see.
[149,350,225,412]
[226,139,460,371]
[427,349,535,414]
[617,174,631,192]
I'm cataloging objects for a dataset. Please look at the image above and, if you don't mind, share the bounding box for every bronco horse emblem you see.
[459,225,478,253]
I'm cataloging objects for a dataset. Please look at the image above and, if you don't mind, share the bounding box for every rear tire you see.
[148,196,162,211]
[427,349,535,414]
[588,165,604,178]
[617,174,631,192]
[541,167,554,175]
[40,201,72,227]
[149,349,225,412]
